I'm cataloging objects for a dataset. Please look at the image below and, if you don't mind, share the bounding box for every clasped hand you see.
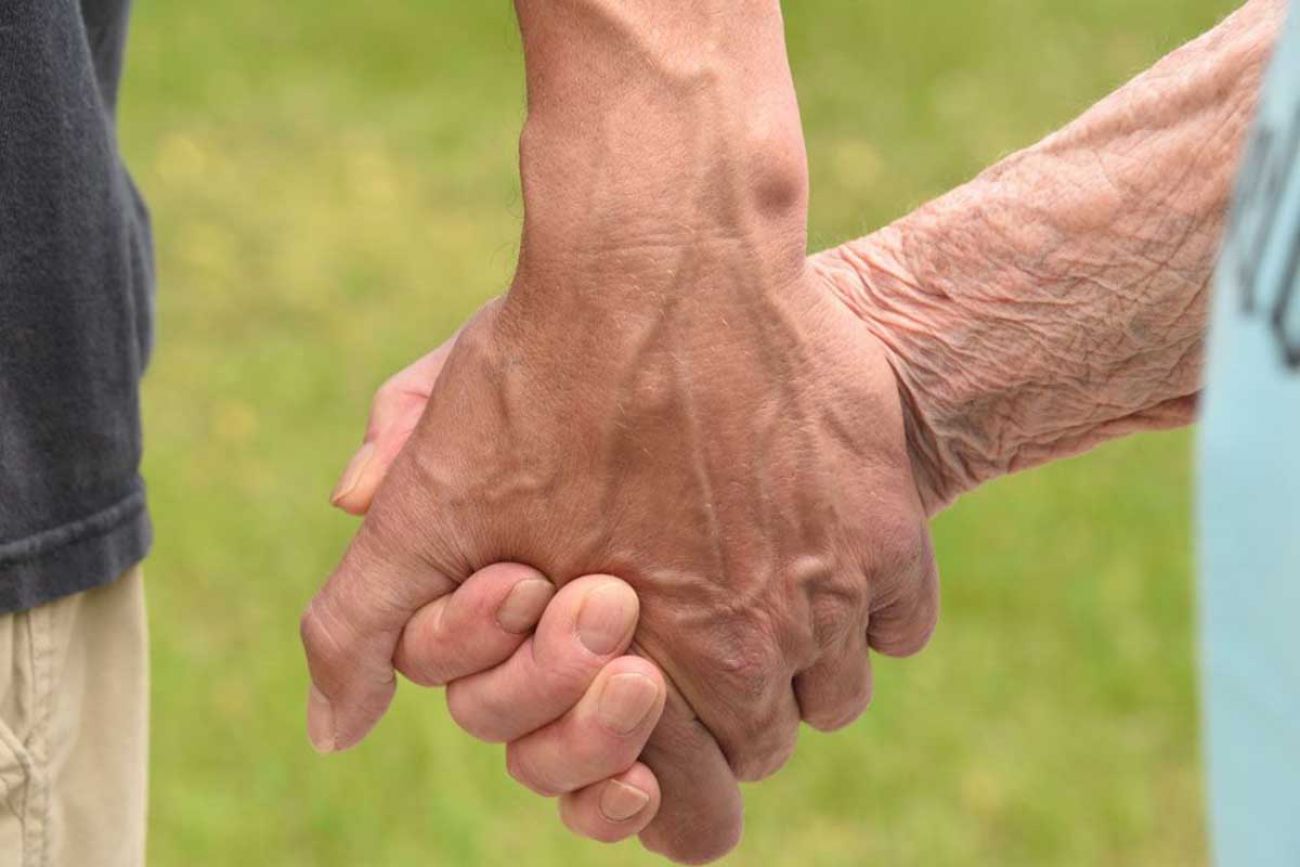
[302,22,938,862]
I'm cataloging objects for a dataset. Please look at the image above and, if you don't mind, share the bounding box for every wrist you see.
[815,178,1205,513]
[514,0,791,133]
[811,241,964,514]
[811,0,1281,512]
[509,0,810,315]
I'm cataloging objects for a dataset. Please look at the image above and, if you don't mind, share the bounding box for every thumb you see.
[301,516,458,753]
[331,334,459,516]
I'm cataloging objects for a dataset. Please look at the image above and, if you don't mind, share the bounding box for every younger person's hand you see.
[400,563,667,842]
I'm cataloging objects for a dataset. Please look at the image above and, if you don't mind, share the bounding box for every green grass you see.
[122,1,1235,864]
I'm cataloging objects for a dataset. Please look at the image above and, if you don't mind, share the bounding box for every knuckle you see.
[300,601,349,679]
[559,797,625,844]
[578,725,642,775]
[539,644,608,696]
[711,633,784,705]
[505,744,561,797]
[804,709,853,734]
[395,654,447,689]
[643,816,743,865]
[727,734,796,783]
[398,666,444,689]
[444,682,505,743]
[719,713,798,782]
[873,556,940,659]
[870,597,938,658]
[299,606,321,652]
[863,514,940,660]
[801,679,872,733]
[807,575,870,648]
[557,798,593,841]
[902,613,939,657]
[396,603,453,687]
[912,584,941,648]
[698,628,799,781]
[875,518,934,586]
[557,797,584,837]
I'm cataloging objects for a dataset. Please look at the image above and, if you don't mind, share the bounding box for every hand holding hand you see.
[400,563,668,840]
[304,3,940,861]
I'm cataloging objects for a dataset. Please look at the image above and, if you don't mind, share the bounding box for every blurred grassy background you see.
[121,0,1236,864]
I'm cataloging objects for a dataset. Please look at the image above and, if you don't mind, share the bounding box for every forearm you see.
[819,0,1285,512]
[510,0,809,311]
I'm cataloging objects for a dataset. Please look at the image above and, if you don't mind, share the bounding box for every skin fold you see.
[309,0,1285,862]
[818,0,1283,512]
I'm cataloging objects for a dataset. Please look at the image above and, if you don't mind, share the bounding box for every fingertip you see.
[572,576,640,658]
[794,643,874,733]
[600,780,652,823]
[307,685,336,753]
[868,557,941,659]
[445,575,641,745]
[332,497,370,517]
[867,603,939,659]
[506,740,563,797]
[333,453,394,516]
[312,681,397,755]
[605,654,665,690]
[499,655,664,797]
[600,763,659,822]
[559,763,661,844]
[394,597,452,687]
[637,688,746,864]
[331,489,373,516]
[395,563,552,687]
[640,811,743,866]
[800,691,871,733]
[591,658,666,737]
[496,575,556,635]
[330,442,376,510]
[446,675,511,743]
[299,589,403,756]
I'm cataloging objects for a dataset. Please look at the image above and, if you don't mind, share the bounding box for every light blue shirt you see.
[1199,5,1300,866]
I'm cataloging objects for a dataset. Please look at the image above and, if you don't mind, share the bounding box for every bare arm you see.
[511,0,808,309]
[817,0,1286,511]
[307,4,1286,862]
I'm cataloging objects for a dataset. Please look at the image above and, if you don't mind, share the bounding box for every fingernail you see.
[599,780,651,823]
[597,672,660,735]
[307,685,336,753]
[331,442,375,505]
[576,582,637,656]
[496,578,554,634]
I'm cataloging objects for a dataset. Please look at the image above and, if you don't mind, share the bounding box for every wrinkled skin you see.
[302,5,940,857]
[312,0,1279,860]
[303,254,940,858]
[412,264,936,740]
[449,272,935,717]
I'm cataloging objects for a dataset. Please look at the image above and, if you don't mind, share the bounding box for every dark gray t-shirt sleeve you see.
[0,0,154,612]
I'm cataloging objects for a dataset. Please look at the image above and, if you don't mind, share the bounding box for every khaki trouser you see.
[0,567,148,867]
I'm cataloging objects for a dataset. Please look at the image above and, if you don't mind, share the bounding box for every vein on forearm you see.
[824,0,1284,510]
[509,0,809,305]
